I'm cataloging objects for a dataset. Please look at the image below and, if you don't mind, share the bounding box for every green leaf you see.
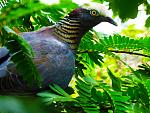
[88,52,103,67]
[0,96,49,113]
[37,91,73,104]
[0,1,51,27]
[49,84,70,97]
[84,76,98,86]
[145,16,150,28]
[107,68,121,91]
[109,0,144,21]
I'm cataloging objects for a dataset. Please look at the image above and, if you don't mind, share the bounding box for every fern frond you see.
[75,77,100,113]
[0,0,8,9]
[136,63,150,78]
[76,76,131,113]
[120,69,150,112]
[37,84,74,105]
[139,37,150,51]
[144,79,150,108]
[107,68,121,91]
[79,33,150,58]
[0,0,50,27]
[100,35,148,51]
[100,82,131,113]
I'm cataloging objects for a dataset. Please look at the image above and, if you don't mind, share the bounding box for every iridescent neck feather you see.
[53,15,86,52]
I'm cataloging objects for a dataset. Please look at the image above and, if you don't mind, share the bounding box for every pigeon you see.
[0,3,117,94]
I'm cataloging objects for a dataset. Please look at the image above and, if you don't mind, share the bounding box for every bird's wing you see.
[0,47,11,77]
[0,26,75,93]
[0,47,28,93]
[0,26,54,77]
[0,27,55,92]
[0,47,9,59]
[0,47,10,67]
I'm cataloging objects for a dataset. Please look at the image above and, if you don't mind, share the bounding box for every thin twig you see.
[110,50,150,58]
[77,50,150,58]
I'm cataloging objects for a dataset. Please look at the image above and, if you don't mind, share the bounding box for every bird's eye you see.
[90,10,98,16]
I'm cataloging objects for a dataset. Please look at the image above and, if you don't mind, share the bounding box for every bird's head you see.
[68,3,117,31]
[55,3,117,51]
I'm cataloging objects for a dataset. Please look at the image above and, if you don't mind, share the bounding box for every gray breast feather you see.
[30,38,75,88]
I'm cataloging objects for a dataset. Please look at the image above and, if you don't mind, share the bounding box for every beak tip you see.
[110,19,118,26]
[106,17,118,26]
[113,22,118,26]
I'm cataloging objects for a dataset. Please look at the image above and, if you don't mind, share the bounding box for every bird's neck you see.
[53,16,87,52]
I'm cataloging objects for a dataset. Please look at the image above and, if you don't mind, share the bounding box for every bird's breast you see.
[29,37,75,88]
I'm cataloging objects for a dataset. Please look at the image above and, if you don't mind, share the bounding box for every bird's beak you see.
[106,17,117,26]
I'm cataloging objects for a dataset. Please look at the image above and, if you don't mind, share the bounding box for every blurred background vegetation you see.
[0,0,150,113]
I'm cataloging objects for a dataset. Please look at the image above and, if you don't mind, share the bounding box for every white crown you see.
[81,2,109,17]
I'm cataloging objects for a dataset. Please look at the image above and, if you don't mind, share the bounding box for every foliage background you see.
[0,0,150,113]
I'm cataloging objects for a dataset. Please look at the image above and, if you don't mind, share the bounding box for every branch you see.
[110,50,150,58]
[77,50,98,54]
[77,50,150,58]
